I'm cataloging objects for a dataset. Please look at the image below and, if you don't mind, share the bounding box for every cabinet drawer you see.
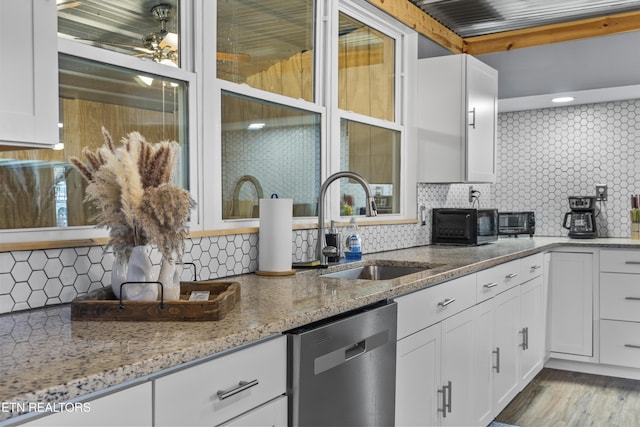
[396,274,476,339]
[600,320,640,369]
[520,253,544,283]
[476,260,521,302]
[155,336,286,427]
[600,273,640,322]
[601,249,640,273]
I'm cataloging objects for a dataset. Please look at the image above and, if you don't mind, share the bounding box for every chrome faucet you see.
[317,171,378,265]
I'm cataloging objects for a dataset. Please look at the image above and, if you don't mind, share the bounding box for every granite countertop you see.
[2,237,640,422]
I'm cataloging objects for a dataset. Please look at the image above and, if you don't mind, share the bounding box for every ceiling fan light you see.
[161,32,179,50]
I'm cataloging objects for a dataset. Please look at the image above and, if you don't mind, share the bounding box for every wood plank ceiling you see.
[366,0,640,54]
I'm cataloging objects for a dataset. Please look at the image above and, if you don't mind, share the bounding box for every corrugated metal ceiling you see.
[409,0,640,37]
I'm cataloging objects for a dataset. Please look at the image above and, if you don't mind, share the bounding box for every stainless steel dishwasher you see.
[287,301,397,427]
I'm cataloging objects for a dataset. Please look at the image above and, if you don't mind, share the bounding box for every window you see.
[340,120,401,215]
[338,12,395,122]
[336,6,403,217]
[221,91,321,219]
[0,55,189,230]
[217,0,315,102]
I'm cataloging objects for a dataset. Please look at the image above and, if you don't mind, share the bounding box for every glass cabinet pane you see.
[217,0,315,102]
[341,120,400,215]
[221,91,321,219]
[338,13,395,122]
[58,1,180,67]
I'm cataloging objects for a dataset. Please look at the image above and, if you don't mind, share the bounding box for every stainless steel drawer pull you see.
[483,282,499,289]
[506,273,519,279]
[217,379,259,400]
[624,297,640,301]
[492,347,501,373]
[624,261,640,265]
[624,344,640,349]
[520,327,529,350]
[530,265,542,270]
[437,298,456,308]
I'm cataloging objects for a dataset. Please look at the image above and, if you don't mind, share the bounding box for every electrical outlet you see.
[469,186,474,203]
[596,184,607,201]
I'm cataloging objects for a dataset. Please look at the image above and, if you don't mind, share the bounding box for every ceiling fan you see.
[69,3,250,65]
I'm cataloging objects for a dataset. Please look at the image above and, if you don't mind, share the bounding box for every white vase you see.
[158,256,182,301]
[123,245,158,302]
[110,252,128,299]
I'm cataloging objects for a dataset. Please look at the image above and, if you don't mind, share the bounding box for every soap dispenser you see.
[344,217,362,260]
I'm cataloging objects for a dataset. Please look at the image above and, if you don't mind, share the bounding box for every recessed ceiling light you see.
[551,96,575,103]
[248,123,265,130]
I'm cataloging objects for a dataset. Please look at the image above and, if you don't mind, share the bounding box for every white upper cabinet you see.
[0,0,58,148]
[416,54,497,183]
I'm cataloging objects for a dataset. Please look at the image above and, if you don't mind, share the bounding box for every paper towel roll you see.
[258,198,294,275]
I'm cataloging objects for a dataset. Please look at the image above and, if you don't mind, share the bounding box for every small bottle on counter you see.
[344,217,362,260]
[325,220,342,262]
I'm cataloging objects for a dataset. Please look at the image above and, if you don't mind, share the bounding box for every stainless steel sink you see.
[322,261,444,280]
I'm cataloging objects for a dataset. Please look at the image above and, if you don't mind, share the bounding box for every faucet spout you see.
[317,171,377,265]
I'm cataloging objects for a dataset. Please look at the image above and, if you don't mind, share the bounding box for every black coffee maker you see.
[563,196,597,238]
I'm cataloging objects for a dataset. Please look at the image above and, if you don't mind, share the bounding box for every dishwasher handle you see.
[345,340,366,361]
[314,329,389,375]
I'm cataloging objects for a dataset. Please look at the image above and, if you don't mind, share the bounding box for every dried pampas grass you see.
[70,128,194,260]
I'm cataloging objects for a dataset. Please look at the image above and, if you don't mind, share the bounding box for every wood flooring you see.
[495,368,640,427]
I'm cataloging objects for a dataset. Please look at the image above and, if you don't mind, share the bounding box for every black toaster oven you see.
[498,211,536,237]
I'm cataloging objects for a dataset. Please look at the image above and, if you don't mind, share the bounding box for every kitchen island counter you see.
[2,237,639,422]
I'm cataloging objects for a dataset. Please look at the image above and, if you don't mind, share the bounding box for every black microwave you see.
[432,208,498,246]
[498,211,536,237]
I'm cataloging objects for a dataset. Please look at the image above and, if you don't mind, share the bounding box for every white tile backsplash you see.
[3,97,639,314]
[495,99,640,238]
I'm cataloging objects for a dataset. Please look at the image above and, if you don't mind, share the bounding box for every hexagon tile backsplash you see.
[0,183,484,314]
[494,99,640,238]
[3,97,640,314]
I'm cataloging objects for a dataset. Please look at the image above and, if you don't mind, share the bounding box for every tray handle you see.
[180,262,197,281]
[119,281,165,310]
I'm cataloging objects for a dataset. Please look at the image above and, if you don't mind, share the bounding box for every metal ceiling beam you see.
[464,10,640,54]
[366,0,464,53]
[367,0,640,55]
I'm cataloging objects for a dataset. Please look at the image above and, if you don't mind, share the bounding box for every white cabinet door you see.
[472,299,495,427]
[20,382,152,427]
[0,0,58,147]
[440,307,476,427]
[466,55,497,183]
[416,54,497,183]
[492,285,521,415]
[519,276,545,385]
[548,251,594,357]
[395,323,441,427]
[222,395,287,427]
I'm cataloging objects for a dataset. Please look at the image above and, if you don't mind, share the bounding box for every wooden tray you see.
[71,281,240,321]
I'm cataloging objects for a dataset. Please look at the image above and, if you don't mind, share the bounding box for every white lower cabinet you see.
[18,382,152,427]
[440,307,479,427]
[396,323,441,427]
[223,395,287,427]
[154,336,286,427]
[599,249,640,369]
[548,250,595,359]
[491,286,521,416]
[519,275,545,384]
[396,254,546,427]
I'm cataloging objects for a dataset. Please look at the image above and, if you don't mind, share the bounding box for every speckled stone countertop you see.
[2,237,640,422]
